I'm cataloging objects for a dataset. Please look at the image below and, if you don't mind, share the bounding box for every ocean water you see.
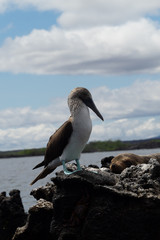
[0,148,160,212]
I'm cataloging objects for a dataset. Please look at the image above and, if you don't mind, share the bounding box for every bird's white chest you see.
[60,107,92,161]
[73,107,92,142]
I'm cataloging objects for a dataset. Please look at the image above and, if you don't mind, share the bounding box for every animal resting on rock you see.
[110,153,160,174]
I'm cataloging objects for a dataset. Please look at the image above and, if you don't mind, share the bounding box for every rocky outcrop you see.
[13,199,53,240]
[30,182,55,202]
[13,160,160,240]
[2,158,160,240]
[0,190,27,240]
[110,152,160,173]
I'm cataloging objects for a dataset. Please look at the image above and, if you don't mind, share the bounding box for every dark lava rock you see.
[49,165,160,240]
[30,182,55,201]
[115,158,160,196]
[0,190,27,240]
[13,199,53,240]
[88,164,99,169]
[12,160,160,240]
[101,156,114,168]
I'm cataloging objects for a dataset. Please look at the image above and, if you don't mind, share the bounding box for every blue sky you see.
[1,1,160,150]
[0,74,146,109]
[0,9,60,44]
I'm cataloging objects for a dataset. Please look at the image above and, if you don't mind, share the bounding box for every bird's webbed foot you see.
[62,159,82,175]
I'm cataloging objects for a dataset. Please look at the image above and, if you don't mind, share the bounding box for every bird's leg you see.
[62,160,72,175]
[75,159,82,171]
[62,159,82,175]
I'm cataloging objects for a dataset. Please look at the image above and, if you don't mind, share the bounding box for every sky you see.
[1,1,160,150]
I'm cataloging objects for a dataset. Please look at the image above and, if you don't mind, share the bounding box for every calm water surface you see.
[1,148,160,211]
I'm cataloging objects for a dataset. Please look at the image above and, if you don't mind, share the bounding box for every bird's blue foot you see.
[62,159,82,175]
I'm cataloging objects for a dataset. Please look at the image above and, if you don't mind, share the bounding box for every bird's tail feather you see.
[32,160,45,170]
[30,166,55,185]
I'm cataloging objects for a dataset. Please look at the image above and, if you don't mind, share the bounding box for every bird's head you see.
[68,87,104,121]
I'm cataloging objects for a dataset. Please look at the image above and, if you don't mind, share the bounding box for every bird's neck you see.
[69,98,90,120]
[70,99,92,139]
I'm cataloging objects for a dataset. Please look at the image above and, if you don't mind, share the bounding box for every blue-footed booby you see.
[30,87,103,185]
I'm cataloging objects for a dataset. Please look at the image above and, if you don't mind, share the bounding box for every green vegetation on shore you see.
[0,148,46,159]
[84,140,129,152]
[1,138,160,159]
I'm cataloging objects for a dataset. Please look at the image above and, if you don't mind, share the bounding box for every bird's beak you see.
[84,97,104,121]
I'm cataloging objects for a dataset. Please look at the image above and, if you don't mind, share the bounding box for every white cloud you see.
[56,0,160,28]
[1,0,160,26]
[0,98,68,128]
[0,124,54,150]
[92,80,160,120]
[1,80,160,150]
[91,117,160,141]
[1,19,160,75]
[90,80,160,140]
[0,97,69,150]
[1,2,160,150]
[1,1,160,75]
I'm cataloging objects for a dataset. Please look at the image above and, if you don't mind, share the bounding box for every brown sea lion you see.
[110,153,160,174]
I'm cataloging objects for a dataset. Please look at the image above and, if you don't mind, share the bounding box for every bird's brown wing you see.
[44,119,73,167]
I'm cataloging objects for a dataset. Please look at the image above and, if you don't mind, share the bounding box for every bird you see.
[30,87,104,185]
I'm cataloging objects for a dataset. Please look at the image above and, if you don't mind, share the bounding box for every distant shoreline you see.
[1,138,160,159]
